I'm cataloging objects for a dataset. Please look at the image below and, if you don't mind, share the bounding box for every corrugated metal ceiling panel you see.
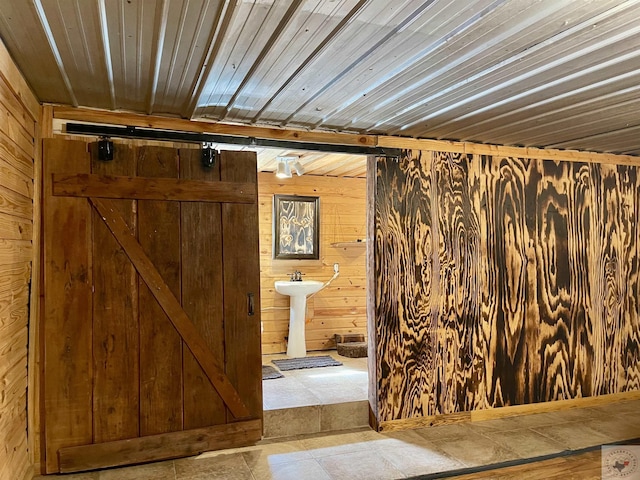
[0,0,72,105]
[2,0,640,163]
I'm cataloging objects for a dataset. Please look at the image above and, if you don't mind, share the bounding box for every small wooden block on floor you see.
[336,342,367,358]
[335,333,365,343]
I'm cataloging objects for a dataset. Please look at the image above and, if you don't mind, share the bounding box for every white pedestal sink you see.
[275,280,323,357]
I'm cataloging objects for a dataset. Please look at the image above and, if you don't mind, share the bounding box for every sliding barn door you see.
[42,138,262,473]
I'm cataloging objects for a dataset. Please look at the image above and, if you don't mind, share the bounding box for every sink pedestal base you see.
[286,295,307,358]
[274,280,323,358]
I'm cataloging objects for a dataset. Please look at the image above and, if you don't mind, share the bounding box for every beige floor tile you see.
[413,422,478,442]
[241,440,314,467]
[432,431,520,467]
[591,400,640,419]
[376,441,465,476]
[99,461,176,480]
[478,427,566,458]
[605,400,640,414]
[378,429,444,448]
[174,452,253,480]
[305,384,368,404]
[298,429,384,458]
[262,378,322,410]
[320,400,369,432]
[541,407,607,423]
[467,416,528,432]
[263,405,321,438]
[531,421,614,450]
[317,449,405,480]
[262,350,368,411]
[250,458,331,480]
[583,415,640,442]
[509,412,568,428]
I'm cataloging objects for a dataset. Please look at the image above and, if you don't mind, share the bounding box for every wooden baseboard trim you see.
[471,390,640,422]
[378,411,471,432]
[377,391,640,432]
[57,419,262,474]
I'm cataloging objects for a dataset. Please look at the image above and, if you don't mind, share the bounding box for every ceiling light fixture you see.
[276,156,303,178]
[292,160,305,176]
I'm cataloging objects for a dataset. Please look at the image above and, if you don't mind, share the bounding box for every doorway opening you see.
[255,150,371,437]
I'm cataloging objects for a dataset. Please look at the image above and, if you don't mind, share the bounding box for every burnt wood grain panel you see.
[137,146,183,435]
[52,173,256,203]
[367,156,378,423]
[43,139,93,473]
[180,149,226,429]
[221,151,262,422]
[91,143,139,443]
[373,149,640,425]
[374,151,437,420]
[479,155,536,408]
[432,151,481,413]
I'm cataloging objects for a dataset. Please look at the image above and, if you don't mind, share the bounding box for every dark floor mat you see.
[262,365,284,380]
[272,355,343,371]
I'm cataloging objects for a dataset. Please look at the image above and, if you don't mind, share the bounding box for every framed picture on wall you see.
[273,194,320,260]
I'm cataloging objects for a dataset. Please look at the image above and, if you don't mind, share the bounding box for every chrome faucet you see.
[288,270,304,281]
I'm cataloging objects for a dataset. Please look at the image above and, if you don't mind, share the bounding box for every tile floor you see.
[261,351,369,410]
[261,351,370,438]
[36,353,640,479]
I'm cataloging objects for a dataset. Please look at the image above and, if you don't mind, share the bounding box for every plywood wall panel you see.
[373,150,640,425]
[258,172,367,354]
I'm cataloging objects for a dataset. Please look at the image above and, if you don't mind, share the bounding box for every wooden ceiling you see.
[2,0,640,174]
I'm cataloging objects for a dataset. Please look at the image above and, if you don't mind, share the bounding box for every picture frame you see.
[273,194,320,260]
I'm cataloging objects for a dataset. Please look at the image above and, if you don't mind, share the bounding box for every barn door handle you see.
[247,293,255,316]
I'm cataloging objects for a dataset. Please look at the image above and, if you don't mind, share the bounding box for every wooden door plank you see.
[89,197,250,419]
[137,146,183,435]
[57,419,261,473]
[43,138,93,473]
[221,151,263,421]
[91,143,139,443]
[179,149,226,429]
[52,173,256,202]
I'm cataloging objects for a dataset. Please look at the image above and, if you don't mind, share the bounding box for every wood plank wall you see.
[372,149,640,425]
[258,172,367,354]
[0,39,39,480]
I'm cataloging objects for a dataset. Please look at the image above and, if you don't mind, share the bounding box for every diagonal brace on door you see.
[90,197,251,419]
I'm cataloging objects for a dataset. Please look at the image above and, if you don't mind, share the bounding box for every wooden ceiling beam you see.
[53,105,376,147]
[51,105,640,166]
